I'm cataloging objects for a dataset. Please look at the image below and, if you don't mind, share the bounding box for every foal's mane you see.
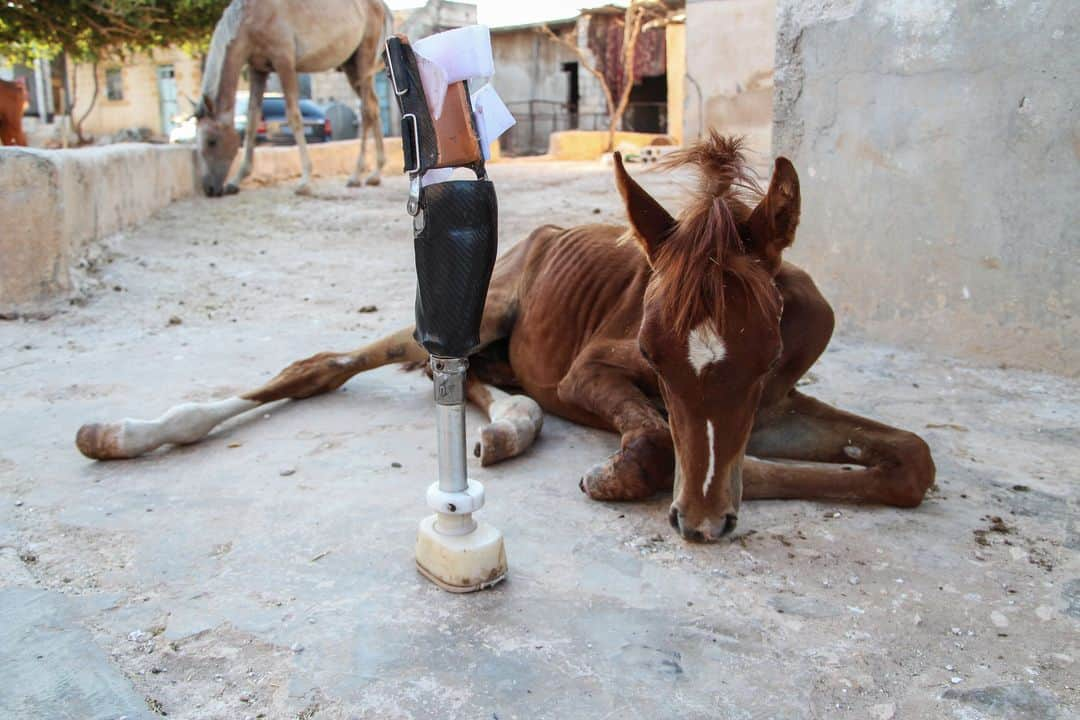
[648,133,780,338]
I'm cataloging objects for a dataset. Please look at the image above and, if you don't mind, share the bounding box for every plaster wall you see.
[684,0,775,153]
[774,0,1079,375]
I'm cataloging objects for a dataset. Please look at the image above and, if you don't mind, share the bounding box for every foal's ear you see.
[747,157,801,274]
[614,152,675,262]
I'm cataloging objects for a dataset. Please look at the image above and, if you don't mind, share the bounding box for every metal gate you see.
[500,100,668,156]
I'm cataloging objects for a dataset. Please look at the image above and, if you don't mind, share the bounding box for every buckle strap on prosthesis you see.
[384,27,514,592]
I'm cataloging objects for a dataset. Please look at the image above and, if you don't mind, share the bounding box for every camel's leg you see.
[556,347,674,501]
[343,60,384,187]
[744,391,936,508]
[358,75,384,186]
[277,63,313,195]
[466,380,543,466]
[225,69,267,194]
[76,327,427,460]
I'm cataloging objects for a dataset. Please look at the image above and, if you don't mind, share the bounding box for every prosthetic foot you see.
[385,30,513,592]
[415,357,507,592]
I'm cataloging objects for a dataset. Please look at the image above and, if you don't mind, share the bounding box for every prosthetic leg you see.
[385,31,510,592]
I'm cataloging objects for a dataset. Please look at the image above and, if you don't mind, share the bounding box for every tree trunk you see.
[603,6,645,152]
[74,62,99,144]
[61,55,72,149]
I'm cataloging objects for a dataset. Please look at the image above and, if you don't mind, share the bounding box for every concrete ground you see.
[0,161,1077,720]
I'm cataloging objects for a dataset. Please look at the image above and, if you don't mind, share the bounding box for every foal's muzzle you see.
[669,506,738,542]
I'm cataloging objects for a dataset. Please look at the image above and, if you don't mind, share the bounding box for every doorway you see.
[562,61,579,129]
[157,65,178,134]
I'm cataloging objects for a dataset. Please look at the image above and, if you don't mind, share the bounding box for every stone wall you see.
[774,0,1078,376]
[1,144,198,311]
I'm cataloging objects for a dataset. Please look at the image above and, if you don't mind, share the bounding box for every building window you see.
[105,68,123,101]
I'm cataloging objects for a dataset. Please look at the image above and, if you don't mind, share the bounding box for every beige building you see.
[67,48,203,139]
[488,0,774,156]
[490,5,688,155]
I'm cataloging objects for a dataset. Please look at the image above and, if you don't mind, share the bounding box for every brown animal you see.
[195,0,391,196]
[0,78,28,146]
[76,134,935,541]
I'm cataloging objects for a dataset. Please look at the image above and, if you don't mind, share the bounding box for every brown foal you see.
[76,133,935,542]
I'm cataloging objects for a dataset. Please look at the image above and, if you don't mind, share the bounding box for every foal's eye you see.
[207,138,217,148]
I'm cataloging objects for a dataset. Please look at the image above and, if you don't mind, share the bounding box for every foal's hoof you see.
[223,183,240,195]
[346,176,364,188]
[473,396,543,466]
[76,422,127,460]
[363,174,381,187]
[579,451,654,501]
[294,183,313,196]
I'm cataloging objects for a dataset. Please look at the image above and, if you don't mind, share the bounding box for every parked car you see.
[235,93,331,145]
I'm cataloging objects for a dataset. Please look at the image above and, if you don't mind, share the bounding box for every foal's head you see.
[615,134,801,541]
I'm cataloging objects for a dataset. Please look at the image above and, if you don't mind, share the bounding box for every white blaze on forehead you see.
[688,323,726,375]
[703,420,717,497]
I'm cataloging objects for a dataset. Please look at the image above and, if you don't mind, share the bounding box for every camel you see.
[76,134,936,542]
[0,78,28,146]
[195,0,391,197]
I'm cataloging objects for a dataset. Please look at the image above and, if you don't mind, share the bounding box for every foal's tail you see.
[75,327,428,460]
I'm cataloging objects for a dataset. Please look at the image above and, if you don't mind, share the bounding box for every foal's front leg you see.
[745,391,935,507]
[558,349,674,501]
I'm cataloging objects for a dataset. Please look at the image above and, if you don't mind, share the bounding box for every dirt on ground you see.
[0,161,1077,720]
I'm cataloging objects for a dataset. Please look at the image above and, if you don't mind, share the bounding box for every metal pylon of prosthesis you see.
[429,356,481,536]
[414,356,506,593]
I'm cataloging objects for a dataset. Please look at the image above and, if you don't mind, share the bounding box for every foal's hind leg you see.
[745,391,935,507]
[744,264,934,507]
[76,327,427,460]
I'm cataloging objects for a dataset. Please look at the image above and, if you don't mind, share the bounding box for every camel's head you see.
[195,95,241,197]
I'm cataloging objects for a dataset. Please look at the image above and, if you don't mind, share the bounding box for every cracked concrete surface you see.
[1,162,1077,719]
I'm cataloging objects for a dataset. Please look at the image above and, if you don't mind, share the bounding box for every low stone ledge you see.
[1,143,198,311]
